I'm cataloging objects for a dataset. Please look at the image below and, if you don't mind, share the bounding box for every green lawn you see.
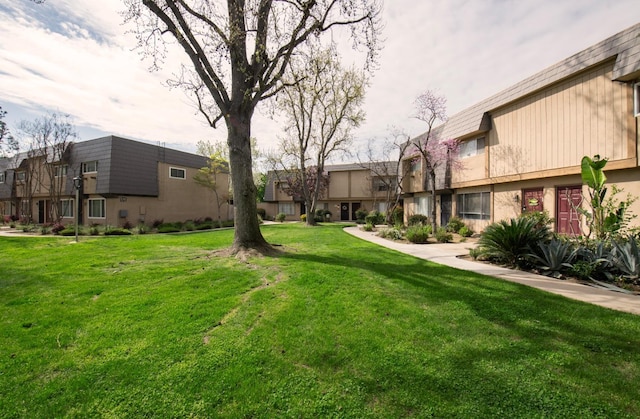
[1,224,639,417]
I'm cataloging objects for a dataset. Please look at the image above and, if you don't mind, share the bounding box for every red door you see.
[522,188,544,213]
[556,186,583,236]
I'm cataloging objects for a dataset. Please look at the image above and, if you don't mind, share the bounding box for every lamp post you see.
[72,176,81,242]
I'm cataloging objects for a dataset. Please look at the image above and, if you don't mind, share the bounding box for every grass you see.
[1,223,640,417]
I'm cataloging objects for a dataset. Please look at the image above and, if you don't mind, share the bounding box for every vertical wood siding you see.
[489,61,633,178]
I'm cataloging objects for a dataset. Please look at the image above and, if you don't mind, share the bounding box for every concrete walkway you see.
[344,226,640,316]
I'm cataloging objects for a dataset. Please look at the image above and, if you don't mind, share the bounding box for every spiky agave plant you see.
[477,217,551,267]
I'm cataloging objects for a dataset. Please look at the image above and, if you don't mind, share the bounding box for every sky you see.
[1,0,639,159]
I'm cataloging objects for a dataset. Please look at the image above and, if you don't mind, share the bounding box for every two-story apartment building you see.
[403,22,640,235]
[261,162,398,221]
[0,135,231,226]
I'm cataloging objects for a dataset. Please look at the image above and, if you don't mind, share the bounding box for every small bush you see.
[361,223,374,232]
[446,216,465,233]
[152,219,164,229]
[365,211,384,226]
[458,225,474,237]
[104,228,132,236]
[377,227,403,241]
[137,224,149,234]
[157,224,181,233]
[477,217,551,267]
[90,225,101,236]
[519,210,554,230]
[40,225,51,235]
[51,223,66,234]
[300,214,307,222]
[22,225,35,233]
[195,221,214,230]
[314,209,332,222]
[257,208,266,220]
[407,214,429,226]
[59,227,84,236]
[435,227,453,243]
[406,224,432,243]
[276,213,286,223]
[183,221,196,231]
[528,239,578,278]
[355,207,368,222]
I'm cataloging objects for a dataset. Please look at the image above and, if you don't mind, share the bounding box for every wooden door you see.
[522,188,544,213]
[340,202,349,221]
[556,186,583,236]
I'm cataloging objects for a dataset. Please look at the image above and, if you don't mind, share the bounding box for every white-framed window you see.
[373,176,396,192]
[20,200,29,217]
[170,167,186,179]
[55,165,68,177]
[0,171,4,183]
[88,198,106,218]
[459,137,485,158]
[83,161,98,173]
[634,81,640,117]
[410,159,421,173]
[415,195,433,216]
[457,192,491,220]
[60,199,74,218]
[375,201,389,213]
[278,202,295,215]
[15,171,26,182]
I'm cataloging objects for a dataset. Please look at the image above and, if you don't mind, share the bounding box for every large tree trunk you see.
[226,111,272,255]
[429,168,437,233]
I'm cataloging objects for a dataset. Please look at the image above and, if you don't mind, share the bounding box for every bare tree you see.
[17,113,76,223]
[273,47,365,225]
[412,90,462,232]
[123,0,381,255]
[357,128,411,224]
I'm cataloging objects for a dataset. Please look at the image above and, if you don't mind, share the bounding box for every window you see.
[457,192,490,220]
[20,200,29,217]
[459,137,485,158]
[60,199,74,218]
[55,165,68,177]
[278,202,295,215]
[88,198,105,218]
[415,195,433,216]
[374,202,388,213]
[373,177,396,192]
[170,167,186,179]
[16,171,26,182]
[410,159,421,173]
[0,172,4,183]
[83,161,98,173]
[634,82,640,117]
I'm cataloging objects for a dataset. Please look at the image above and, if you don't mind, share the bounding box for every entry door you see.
[522,188,544,213]
[440,194,452,227]
[340,202,350,221]
[351,202,361,221]
[38,200,50,224]
[556,186,583,236]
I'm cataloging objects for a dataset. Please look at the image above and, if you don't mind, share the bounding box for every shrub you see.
[435,227,453,243]
[195,221,214,230]
[183,221,196,231]
[40,225,51,235]
[458,225,473,237]
[519,210,554,230]
[157,224,181,233]
[152,219,164,229]
[477,217,551,267]
[104,228,132,236]
[355,207,368,222]
[446,216,465,233]
[276,213,286,223]
[313,209,332,222]
[122,220,134,230]
[365,211,384,226]
[390,206,404,226]
[528,239,578,278]
[137,224,149,234]
[361,222,374,232]
[407,214,429,226]
[51,222,66,235]
[406,224,432,243]
[22,225,35,233]
[300,214,307,222]
[59,227,83,236]
[257,208,266,220]
[377,227,403,241]
[90,225,101,235]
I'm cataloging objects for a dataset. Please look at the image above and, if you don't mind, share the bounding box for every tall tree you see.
[0,106,18,157]
[194,140,231,228]
[412,90,461,232]
[17,112,76,223]
[123,0,381,254]
[357,128,411,224]
[273,47,365,225]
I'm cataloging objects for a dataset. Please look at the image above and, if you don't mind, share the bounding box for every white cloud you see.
[1,0,639,157]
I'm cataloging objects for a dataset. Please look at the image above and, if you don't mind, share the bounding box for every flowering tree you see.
[412,90,462,232]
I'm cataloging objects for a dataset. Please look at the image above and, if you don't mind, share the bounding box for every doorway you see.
[556,186,583,236]
[340,202,350,221]
[440,194,452,227]
[522,188,544,213]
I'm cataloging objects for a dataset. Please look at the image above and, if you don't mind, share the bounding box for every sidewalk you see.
[344,226,640,316]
